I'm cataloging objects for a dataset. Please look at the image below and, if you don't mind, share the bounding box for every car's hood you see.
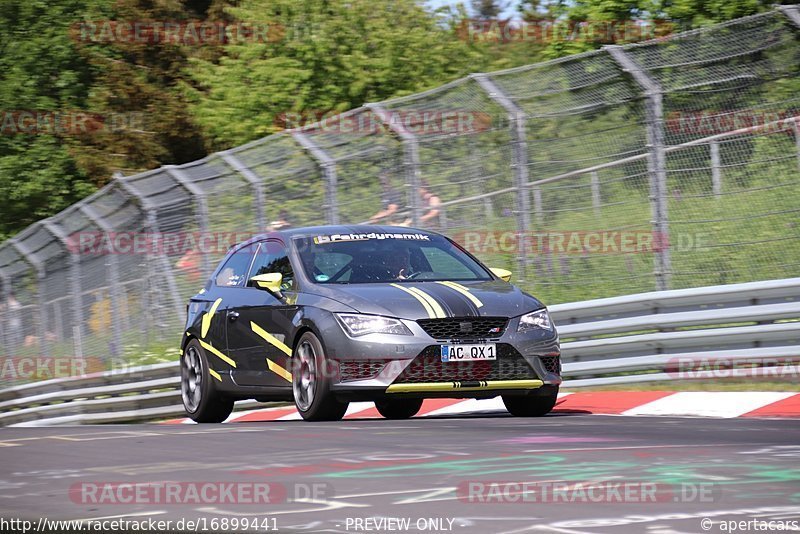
[311,280,544,320]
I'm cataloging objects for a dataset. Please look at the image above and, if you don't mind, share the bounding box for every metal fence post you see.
[710,141,722,198]
[791,118,800,172]
[41,219,83,359]
[0,269,9,353]
[532,187,543,225]
[778,9,800,167]
[9,238,48,357]
[145,208,185,325]
[366,104,422,227]
[291,132,339,225]
[165,166,212,276]
[780,5,800,28]
[606,45,671,291]
[220,152,268,233]
[78,205,123,358]
[590,171,601,216]
[472,74,532,279]
[114,174,186,341]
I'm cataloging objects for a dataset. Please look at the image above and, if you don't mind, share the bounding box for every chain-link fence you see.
[1,7,798,373]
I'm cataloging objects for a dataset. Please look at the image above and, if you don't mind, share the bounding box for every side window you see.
[215,248,256,287]
[248,241,295,290]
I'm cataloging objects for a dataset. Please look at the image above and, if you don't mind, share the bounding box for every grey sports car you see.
[180,225,561,422]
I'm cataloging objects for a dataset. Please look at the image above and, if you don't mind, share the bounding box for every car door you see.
[226,240,297,388]
[197,245,259,376]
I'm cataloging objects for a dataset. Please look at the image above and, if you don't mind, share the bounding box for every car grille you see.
[540,355,561,374]
[338,360,386,382]
[393,344,538,384]
[417,317,508,340]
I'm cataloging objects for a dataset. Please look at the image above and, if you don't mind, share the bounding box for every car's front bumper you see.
[323,315,561,398]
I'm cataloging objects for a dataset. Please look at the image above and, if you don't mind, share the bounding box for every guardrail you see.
[1,278,798,426]
[551,277,800,386]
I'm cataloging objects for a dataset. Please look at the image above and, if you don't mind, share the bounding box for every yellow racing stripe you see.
[406,286,447,318]
[267,359,292,382]
[437,281,483,308]
[250,322,293,356]
[199,339,236,368]
[200,298,223,338]
[208,368,222,382]
[390,283,436,318]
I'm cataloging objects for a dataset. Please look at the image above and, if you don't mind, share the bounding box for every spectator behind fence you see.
[398,183,441,228]
[176,249,202,282]
[368,173,405,225]
[269,209,293,231]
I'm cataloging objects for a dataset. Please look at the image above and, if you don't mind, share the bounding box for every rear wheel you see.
[293,331,349,421]
[502,388,559,417]
[181,339,234,423]
[374,398,423,419]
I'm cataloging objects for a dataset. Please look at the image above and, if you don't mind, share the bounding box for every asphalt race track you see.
[1,413,799,533]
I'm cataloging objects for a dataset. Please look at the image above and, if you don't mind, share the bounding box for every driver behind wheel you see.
[375,245,412,281]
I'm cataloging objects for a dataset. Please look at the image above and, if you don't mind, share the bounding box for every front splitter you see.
[386,379,544,393]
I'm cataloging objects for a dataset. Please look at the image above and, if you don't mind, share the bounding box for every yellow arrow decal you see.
[267,359,292,382]
[250,321,293,356]
[199,339,236,368]
[200,298,223,338]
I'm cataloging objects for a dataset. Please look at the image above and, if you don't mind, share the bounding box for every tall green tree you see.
[471,0,508,19]
[0,0,222,239]
[187,0,486,148]
[660,0,774,27]
[518,0,779,58]
[71,0,213,181]
[0,0,100,239]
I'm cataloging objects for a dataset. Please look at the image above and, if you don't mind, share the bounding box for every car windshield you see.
[293,232,493,284]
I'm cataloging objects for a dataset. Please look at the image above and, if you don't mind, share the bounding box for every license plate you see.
[440,344,497,362]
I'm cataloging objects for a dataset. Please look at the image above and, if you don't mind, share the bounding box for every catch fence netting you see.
[0,8,798,382]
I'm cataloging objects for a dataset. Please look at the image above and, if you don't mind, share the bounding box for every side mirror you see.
[490,267,512,282]
[250,273,284,298]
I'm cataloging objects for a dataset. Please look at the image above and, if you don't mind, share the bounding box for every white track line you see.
[623,391,797,418]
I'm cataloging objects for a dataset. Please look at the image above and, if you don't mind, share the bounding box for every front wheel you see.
[181,339,234,423]
[292,331,349,421]
[374,398,423,419]
[502,388,559,417]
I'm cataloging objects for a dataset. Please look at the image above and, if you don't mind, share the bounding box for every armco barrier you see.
[1,278,798,426]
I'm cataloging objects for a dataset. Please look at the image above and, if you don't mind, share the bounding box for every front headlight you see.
[517,309,553,332]
[335,313,412,337]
